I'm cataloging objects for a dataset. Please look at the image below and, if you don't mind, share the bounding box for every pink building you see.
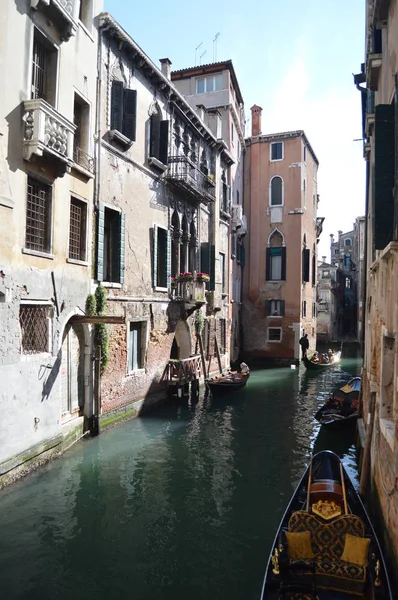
[242,106,323,361]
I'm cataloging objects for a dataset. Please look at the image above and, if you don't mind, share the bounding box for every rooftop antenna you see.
[200,50,207,65]
[195,42,203,66]
[213,32,220,62]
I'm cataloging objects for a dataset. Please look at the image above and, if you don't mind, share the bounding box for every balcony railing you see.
[31,0,78,41]
[160,355,202,385]
[73,146,95,174]
[166,156,216,203]
[170,279,207,304]
[23,99,75,172]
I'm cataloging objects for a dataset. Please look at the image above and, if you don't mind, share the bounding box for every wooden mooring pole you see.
[92,345,101,436]
[359,391,376,498]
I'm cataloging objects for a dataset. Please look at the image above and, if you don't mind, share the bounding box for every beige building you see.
[0,0,102,485]
[242,106,323,361]
[170,61,246,364]
[96,15,233,414]
[317,259,338,343]
[354,0,398,566]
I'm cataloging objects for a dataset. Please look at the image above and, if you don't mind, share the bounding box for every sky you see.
[104,0,366,261]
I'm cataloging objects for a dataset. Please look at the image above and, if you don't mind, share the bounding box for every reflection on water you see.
[0,359,362,600]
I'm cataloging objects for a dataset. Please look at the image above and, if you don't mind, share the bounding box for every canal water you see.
[0,359,362,600]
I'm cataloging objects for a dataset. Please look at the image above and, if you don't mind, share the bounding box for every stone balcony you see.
[366,53,382,91]
[166,156,216,204]
[31,0,78,41]
[170,279,207,306]
[23,99,75,175]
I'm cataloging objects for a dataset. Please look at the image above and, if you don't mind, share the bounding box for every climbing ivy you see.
[86,285,109,373]
[195,309,205,335]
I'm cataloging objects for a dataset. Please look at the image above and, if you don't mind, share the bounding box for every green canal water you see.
[0,359,362,600]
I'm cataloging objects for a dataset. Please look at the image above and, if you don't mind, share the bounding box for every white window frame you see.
[268,327,282,342]
[195,74,223,94]
[270,299,283,317]
[270,141,284,162]
[127,319,148,375]
[269,176,284,207]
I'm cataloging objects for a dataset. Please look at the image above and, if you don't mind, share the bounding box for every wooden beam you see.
[70,315,125,324]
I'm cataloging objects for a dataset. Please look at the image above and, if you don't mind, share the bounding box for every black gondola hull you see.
[206,373,249,396]
[302,351,341,371]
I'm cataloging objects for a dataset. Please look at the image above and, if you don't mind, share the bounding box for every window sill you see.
[20,351,52,361]
[268,339,282,343]
[109,129,133,149]
[127,368,145,377]
[101,282,122,288]
[380,418,394,452]
[78,21,94,42]
[66,258,89,266]
[268,315,283,319]
[154,286,168,292]
[0,196,13,209]
[71,162,94,179]
[22,248,54,260]
[148,156,167,172]
[270,158,283,163]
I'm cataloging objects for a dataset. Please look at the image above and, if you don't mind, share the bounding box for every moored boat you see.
[302,350,341,371]
[315,377,361,428]
[206,366,250,396]
[260,450,392,599]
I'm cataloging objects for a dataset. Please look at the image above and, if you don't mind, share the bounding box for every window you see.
[266,299,285,316]
[345,238,351,246]
[323,270,329,277]
[270,142,283,161]
[129,321,144,371]
[219,252,226,294]
[302,248,310,282]
[237,190,240,205]
[345,278,351,289]
[78,0,93,30]
[19,304,51,354]
[31,31,57,106]
[219,318,226,353]
[270,176,283,206]
[231,122,234,143]
[312,252,316,286]
[334,249,339,254]
[302,300,307,317]
[149,112,169,165]
[110,80,137,142]
[97,205,125,284]
[266,232,286,281]
[268,327,282,342]
[303,179,306,206]
[196,75,223,94]
[73,94,93,172]
[221,180,231,213]
[200,242,215,291]
[303,145,307,162]
[69,197,87,261]
[26,176,52,254]
[153,225,169,289]
[312,302,317,318]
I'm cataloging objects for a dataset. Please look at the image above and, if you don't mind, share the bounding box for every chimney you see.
[322,256,326,263]
[206,109,222,139]
[159,58,172,80]
[196,104,206,122]
[250,104,262,136]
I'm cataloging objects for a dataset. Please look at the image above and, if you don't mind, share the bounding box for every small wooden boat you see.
[315,377,361,428]
[206,371,249,396]
[260,450,392,599]
[302,350,341,371]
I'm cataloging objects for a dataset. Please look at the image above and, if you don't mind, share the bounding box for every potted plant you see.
[196,272,210,283]
[176,272,193,282]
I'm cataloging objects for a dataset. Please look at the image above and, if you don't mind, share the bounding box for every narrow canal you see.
[0,359,362,600]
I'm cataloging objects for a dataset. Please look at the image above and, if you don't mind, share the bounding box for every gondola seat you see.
[280,511,369,596]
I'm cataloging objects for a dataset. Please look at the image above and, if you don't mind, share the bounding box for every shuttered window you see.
[266,247,286,281]
[302,248,310,282]
[110,81,137,142]
[96,204,125,283]
[153,225,170,289]
[150,116,169,165]
[200,242,216,291]
[374,104,395,250]
[265,299,285,316]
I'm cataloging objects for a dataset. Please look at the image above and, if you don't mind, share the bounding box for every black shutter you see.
[150,115,161,159]
[312,254,316,286]
[111,81,124,132]
[240,244,246,268]
[302,248,310,282]
[200,242,210,289]
[374,104,394,250]
[265,300,271,316]
[209,244,215,291]
[265,248,271,281]
[122,89,137,141]
[281,300,285,316]
[159,120,169,165]
[281,247,286,280]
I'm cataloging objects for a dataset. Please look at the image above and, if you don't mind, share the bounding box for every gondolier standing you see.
[299,333,309,358]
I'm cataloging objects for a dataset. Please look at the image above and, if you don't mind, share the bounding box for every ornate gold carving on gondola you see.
[311,499,342,520]
[375,559,381,587]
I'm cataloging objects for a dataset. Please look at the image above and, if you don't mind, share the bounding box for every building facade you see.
[0,0,102,484]
[354,0,398,566]
[171,61,246,365]
[96,15,233,415]
[316,258,338,343]
[242,106,323,361]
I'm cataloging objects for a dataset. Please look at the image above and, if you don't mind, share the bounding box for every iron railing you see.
[166,156,216,202]
[73,146,95,173]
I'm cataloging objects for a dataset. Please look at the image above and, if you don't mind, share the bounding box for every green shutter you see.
[266,248,271,281]
[209,244,215,291]
[166,229,171,288]
[159,120,169,165]
[119,212,125,284]
[150,115,161,159]
[111,81,124,132]
[153,224,158,288]
[374,104,395,250]
[281,247,286,280]
[123,89,137,141]
[97,203,105,282]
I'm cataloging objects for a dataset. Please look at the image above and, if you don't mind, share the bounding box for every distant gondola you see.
[315,377,361,428]
[260,450,392,599]
[206,364,250,396]
[302,350,341,371]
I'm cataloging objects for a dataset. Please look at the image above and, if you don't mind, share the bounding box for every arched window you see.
[345,238,351,246]
[270,176,283,206]
[266,230,286,281]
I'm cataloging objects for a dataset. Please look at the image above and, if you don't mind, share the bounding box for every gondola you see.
[260,450,392,600]
[205,370,249,396]
[315,377,361,428]
[302,350,341,371]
